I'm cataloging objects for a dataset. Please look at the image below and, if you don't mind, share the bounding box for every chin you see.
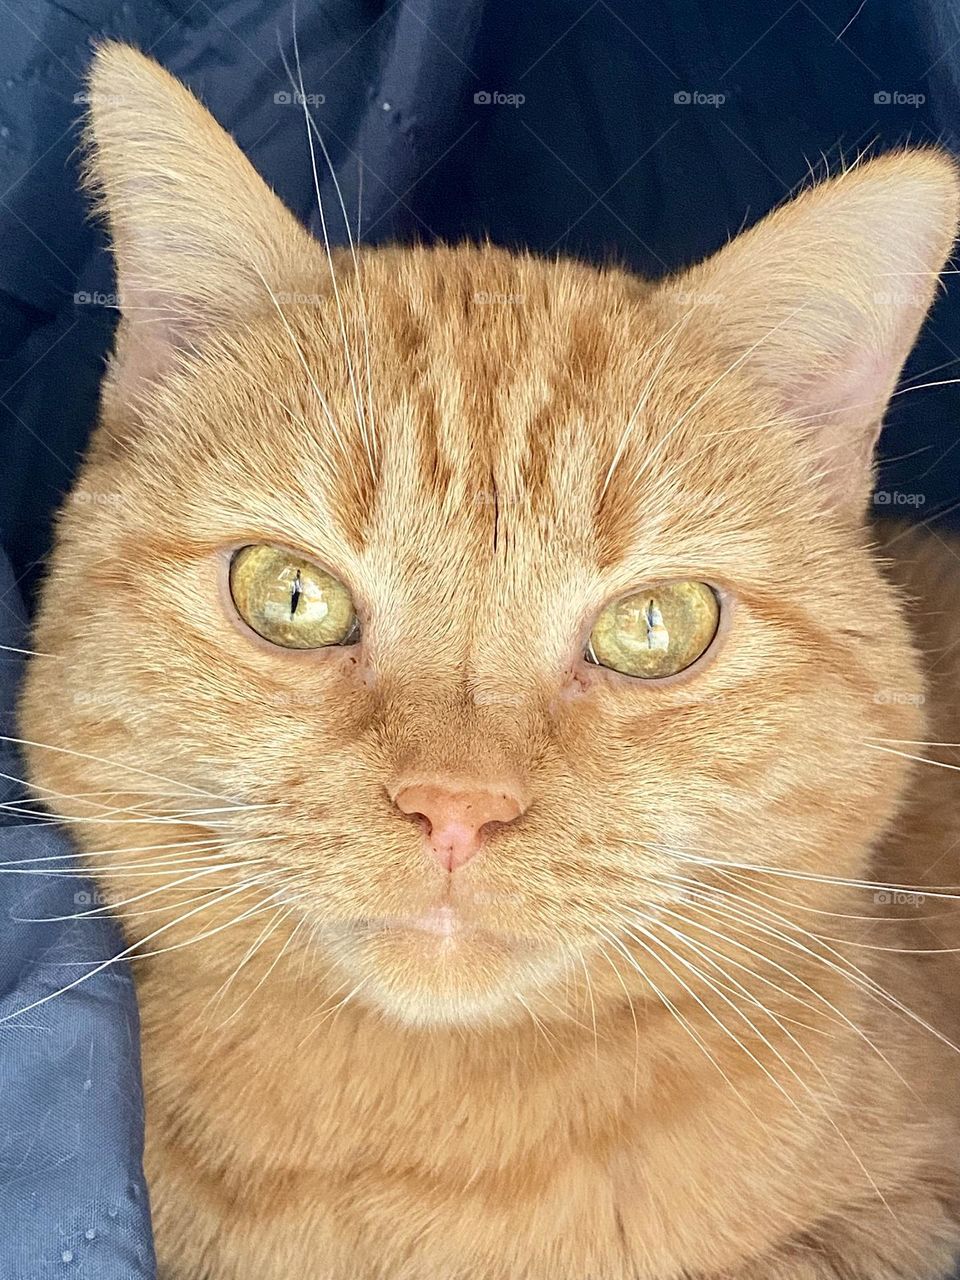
[322,911,563,1029]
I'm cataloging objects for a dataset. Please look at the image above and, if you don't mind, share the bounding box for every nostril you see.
[407,809,432,836]
[478,817,507,839]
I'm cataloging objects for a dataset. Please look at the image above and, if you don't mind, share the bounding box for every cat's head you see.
[19,45,958,1027]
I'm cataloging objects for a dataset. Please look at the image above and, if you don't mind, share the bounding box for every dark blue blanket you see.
[2,1,959,1273]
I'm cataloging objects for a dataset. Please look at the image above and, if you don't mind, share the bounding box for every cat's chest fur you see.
[143,879,960,1279]
[144,1022,959,1280]
[141,986,824,1279]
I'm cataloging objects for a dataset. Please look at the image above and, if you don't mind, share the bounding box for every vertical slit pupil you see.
[290,570,303,617]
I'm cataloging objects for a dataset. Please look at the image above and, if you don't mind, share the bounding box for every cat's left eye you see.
[586,581,720,679]
[228,545,358,650]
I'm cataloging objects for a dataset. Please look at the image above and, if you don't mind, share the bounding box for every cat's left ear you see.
[82,42,326,401]
[660,152,959,514]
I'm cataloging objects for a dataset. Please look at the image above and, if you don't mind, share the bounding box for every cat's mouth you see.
[326,905,555,1026]
[298,888,559,1025]
[367,906,460,938]
[351,906,534,950]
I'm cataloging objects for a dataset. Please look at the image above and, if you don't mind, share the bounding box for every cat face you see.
[19,46,958,1026]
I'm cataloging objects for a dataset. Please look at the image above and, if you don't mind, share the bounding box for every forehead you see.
[135,243,807,611]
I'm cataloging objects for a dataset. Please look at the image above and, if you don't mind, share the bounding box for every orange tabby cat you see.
[18,42,960,1280]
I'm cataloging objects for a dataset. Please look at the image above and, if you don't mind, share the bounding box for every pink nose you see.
[393,782,525,871]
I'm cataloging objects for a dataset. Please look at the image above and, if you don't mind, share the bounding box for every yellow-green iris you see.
[229,546,357,649]
[588,581,720,678]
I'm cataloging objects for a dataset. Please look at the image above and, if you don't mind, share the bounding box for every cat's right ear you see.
[657,151,960,517]
[83,43,323,401]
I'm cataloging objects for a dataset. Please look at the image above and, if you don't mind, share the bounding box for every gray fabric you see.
[0,549,154,1279]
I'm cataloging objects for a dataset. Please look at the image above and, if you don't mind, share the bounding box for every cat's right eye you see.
[586,581,720,679]
[228,545,358,650]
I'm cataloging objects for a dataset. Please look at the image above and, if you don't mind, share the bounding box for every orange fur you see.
[17,44,960,1279]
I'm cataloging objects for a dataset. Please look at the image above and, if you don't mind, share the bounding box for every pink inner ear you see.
[789,338,889,427]
[768,287,914,509]
[781,343,890,507]
[757,288,911,512]
[110,284,195,399]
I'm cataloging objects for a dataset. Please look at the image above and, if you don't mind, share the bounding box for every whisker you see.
[513,991,564,1061]
[641,838,960,900]
[297,974,369,1048]
[0,832,286,872]
[629,303,811,493]
[641,899,843,1033]
[590,936,641,1095]
[593,920,762,1121]
[574,946,601,1063]
[646,879,915,1093]
[600,314,691,498]
[0,642,59,659]
[286,10,376,474]
[250,264,354,473]
[683,872,960,1062]
[625,910,895,1214]
[0,875,281,1024]
[208,902,306,1026]
[283,14,372,475]
[622,915,809,1116]
[864,742,960,775]
[12,859,271,922]
[0,734,233,803]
